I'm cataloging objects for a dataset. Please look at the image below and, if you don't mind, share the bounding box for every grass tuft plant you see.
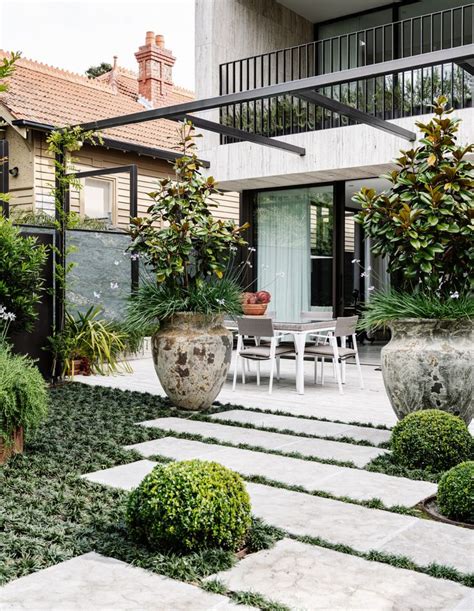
[359,290,474,330]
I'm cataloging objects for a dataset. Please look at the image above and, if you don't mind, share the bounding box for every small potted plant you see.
[0,345,48,464]
[241,291,271,315]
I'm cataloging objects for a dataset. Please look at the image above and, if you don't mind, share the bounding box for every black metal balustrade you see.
[219,4,473,138]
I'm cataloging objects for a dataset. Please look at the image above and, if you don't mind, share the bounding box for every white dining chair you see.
[300,310,335,383]
[233,317,293,394]
[302,316,364,394]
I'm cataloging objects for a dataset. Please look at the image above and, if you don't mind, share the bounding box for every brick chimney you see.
[135,31,176,107]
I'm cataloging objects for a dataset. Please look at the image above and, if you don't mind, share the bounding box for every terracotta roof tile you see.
[0,52,195,152]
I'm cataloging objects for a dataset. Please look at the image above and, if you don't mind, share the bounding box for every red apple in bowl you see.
[256,290,271,304]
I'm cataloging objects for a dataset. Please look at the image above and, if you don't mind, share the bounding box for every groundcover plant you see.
[0,383,278,586]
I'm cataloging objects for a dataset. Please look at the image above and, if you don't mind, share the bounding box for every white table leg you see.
[293,333,307,395]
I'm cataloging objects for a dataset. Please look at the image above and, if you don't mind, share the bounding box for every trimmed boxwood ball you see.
[391,409,472,472]
[437,461,474,523]
[126,460,252,552]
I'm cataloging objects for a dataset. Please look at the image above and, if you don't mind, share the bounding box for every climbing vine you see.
[46,126,103,292]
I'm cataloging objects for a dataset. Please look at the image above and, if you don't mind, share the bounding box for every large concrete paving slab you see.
[246,483,474,574]
[210,409,392,445]
[125,437,436,507]
[0,552,251,610]
[209,539,473,611]
[139,417,387,467]
[82,460,156,491]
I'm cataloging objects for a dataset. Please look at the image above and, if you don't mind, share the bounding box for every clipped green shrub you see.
[391,409,472,472]
[0,347,48,444]
[437,461,474,523]
[126,460,252,552]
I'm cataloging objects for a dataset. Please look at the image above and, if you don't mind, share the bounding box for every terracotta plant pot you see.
[152,312,233,411]
[242,303,268,316]
[0,427,24,465]
[381,318,473,425]
[420,494,474,530]
[72,359,83,376]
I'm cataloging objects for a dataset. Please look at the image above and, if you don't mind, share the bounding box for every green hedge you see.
[391,410,472,472]
[126,460,251,552]
[437,461,474,523]
[0,347,48,445]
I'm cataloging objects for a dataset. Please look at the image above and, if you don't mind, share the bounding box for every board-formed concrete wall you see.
[198,107,474,191]
[195,0,314,151]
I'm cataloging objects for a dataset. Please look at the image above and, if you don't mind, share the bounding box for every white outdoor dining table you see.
[225,318,337,395]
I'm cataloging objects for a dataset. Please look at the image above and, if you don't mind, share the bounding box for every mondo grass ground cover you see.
[0,383,279,587]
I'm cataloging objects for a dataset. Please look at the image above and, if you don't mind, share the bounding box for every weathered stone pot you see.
[152,312,233,410]
[381,319,473,425]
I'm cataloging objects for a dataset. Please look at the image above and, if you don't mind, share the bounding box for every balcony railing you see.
[219,4,473,138]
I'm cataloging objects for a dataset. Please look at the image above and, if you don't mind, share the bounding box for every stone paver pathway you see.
[209,409,391,445]
[139,417,387,467]
[246,482,474,574]
[125,437,436,506]
[82,462,473,575]
[0,552,251,610]
[209,539,473,611]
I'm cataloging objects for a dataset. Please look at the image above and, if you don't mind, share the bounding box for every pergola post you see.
[0,140,10,217]
[53,144,69,379]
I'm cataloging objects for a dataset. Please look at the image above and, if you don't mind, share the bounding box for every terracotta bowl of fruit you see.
[241,291,271,316]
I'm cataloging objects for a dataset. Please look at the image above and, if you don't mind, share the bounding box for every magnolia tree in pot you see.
[128,122,248,410]
[354,97,473,425]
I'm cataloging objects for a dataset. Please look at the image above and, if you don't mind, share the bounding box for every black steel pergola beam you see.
[70,165,137,180]
[296,91,416,141]
[172,114,306,156]
[78,45,474,133]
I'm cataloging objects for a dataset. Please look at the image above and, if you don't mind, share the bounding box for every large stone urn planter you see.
[381,319,473,425]
[152,312,233,410]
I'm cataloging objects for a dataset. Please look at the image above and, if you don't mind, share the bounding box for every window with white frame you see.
[83,178,113,221]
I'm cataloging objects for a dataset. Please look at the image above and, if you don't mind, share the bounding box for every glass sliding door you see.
[256,185,334,321]
[344,179,391,309]
[309,186,334,314]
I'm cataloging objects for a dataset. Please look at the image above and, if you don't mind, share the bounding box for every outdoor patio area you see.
[1,3,473,607]
[79,350,396,427]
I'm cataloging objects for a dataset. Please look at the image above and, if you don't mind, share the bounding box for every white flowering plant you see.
[0,305,16,346]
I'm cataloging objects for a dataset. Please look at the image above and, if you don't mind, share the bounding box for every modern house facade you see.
[195,0,474,320]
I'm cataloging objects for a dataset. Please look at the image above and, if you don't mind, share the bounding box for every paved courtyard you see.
[1,356,473,610]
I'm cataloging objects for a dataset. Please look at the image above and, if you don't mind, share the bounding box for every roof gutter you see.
[10,119,211,168]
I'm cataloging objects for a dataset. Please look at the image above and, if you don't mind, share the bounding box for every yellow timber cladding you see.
[6,128,240,226]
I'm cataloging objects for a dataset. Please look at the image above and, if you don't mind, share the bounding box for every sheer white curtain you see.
[257,189,311,322]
